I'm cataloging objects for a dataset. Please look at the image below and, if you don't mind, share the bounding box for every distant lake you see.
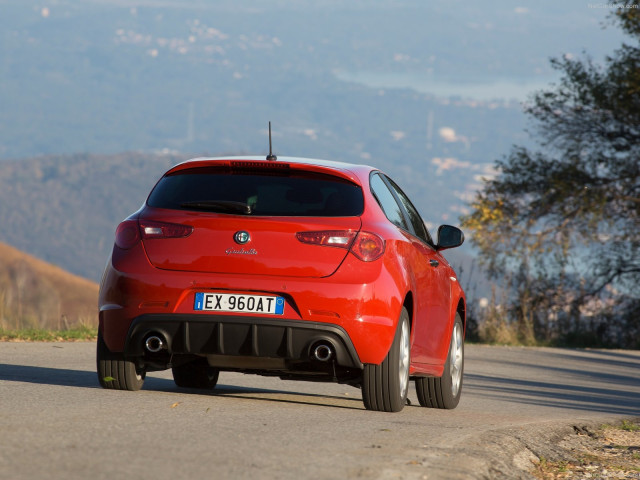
[334,71,558,102]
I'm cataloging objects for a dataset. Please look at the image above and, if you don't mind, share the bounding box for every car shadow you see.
[0,363,101,388]
[144,376,365,410]
[4,349,638,415]
[0,363,365,410]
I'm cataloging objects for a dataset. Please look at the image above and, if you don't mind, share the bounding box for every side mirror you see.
[436,225,464,251]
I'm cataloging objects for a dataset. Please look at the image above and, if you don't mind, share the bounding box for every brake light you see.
[350,232,385,262]
[295,230,357,248]
[114,220,193,250]
[114,220,140,250]
[229,161,291,170]
[139,221,193,239]
[295,230,385,262]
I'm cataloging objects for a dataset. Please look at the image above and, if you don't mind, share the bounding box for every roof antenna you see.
[266,121,277,161]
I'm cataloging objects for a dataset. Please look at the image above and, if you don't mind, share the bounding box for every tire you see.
[415,313,464,409]
[97,330,145,391]
[172,357,220,389]
[362,307,410,412]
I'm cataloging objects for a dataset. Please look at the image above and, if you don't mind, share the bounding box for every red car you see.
[97,155,466,412]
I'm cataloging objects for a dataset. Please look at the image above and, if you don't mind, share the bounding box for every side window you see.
[370,173,408,230]
[385,177,434,246]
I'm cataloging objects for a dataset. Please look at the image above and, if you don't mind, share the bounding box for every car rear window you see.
[147,166,364,217]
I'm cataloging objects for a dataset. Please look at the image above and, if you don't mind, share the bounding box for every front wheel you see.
[415,313,464,409]
[97,330,145,391]
[362,307,410,412]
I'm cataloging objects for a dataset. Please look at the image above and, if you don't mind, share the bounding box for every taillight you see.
[295,231,357,249]
[139,220,193,239]
[114,220,193,250]
[115,220,140,250]
[296,230,385,262]
[350,232,385,262]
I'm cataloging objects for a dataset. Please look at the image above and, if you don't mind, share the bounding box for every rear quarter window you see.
[147,167,364,217]
[369,173,408,230]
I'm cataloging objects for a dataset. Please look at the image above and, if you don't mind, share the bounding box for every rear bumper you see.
[99,243,405,365]
[124,313,363,369]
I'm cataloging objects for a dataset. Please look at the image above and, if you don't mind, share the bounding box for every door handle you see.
[429,259,439,268]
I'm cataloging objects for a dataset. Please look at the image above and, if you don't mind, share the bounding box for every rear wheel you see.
[97,330,145,391]
[415,313,464,409]
[362,307,410,412]
[172,357,220,389]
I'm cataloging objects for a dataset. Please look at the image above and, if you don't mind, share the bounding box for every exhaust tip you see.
[144,335,165,353]
[312,343,333,362]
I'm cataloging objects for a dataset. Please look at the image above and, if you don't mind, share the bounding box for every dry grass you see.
[0,325,98,341]
[533,420,640,479]
[0,241,98,330]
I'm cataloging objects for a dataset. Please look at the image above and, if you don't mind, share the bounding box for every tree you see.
[462,9,640,348]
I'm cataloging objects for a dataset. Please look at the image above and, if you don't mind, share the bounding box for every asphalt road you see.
[1,343,638,480]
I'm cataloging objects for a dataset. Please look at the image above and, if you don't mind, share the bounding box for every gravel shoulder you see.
[531,420,640,479]
[431,419,640,479]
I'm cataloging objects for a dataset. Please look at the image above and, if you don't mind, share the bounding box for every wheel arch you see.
[403,291,414,333]
[456,297,466,335]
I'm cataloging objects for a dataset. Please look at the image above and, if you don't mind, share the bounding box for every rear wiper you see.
[180,200,252,214]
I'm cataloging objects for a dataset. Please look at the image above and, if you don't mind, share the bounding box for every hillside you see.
[0,241,99,330]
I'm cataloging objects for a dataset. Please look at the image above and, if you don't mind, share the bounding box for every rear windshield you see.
[147,167,364,217]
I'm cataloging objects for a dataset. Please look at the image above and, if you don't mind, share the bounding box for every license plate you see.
[194,293,285,315]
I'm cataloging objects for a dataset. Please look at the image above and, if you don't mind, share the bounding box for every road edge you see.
[426,418,637,479]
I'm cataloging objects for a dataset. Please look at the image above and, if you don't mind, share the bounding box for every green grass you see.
[602,420,640,433]
[0,325,97,341]
[620,420,640,432]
